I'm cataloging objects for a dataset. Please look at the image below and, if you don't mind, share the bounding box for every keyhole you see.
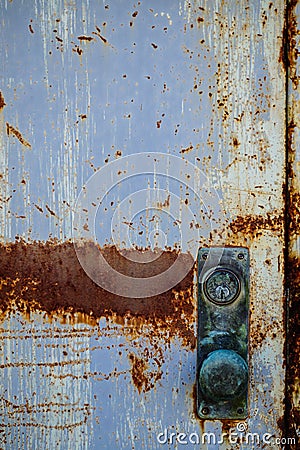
[216,284,230,300]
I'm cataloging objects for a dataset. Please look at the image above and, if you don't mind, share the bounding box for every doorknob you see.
[197,247,249,419]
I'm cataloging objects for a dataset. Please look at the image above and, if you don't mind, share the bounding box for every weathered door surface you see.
[0,0,299,449]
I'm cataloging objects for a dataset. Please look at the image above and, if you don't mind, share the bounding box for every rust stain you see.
[179,144,194,154]
[34,204,43,213]
[286,118,300,445]
[232,137,240,148]
[92,27,108,44]
[288,125,299,240]
[0,242,196,350]
[250,321,282,351]
[157,194,170,209]
[285,0,300,441]
[45,204,57,217]
[129,353,162,394]
[0,91,6,110]
[280,0,299,89]
[286,256,300,447]
[6,123,31,149]
[77,35,94,42]
[288,0,300,90]
[72,45,83,56]
[229,212,284,237]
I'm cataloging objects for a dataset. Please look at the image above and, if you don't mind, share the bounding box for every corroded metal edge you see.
[286,0,300,446]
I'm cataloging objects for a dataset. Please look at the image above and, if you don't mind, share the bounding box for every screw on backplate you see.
[201,407,209,415]
[237,407,244,415]
[202,253,208,260]
[237,253,244,260]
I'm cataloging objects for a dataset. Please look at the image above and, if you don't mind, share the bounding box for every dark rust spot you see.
[78,35,94,41]
[45,204,57,217]
[98,34,107,44]
[0,242,196,349]
[6,123,31,148]
[34,204,43,213]
[0,91,5,110]
[72,45,83,56]
[232,137,240,147]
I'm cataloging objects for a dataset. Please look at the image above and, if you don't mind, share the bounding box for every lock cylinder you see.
[197,247,249,419]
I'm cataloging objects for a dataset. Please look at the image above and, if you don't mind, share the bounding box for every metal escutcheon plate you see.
[197,247,249,419]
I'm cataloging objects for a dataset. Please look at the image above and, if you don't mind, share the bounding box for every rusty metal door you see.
[0,0,299,449]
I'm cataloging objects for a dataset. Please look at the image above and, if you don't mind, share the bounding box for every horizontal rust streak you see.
[77,35,94,41]
[0,242,196,349]
[0,421,90,430]
[6,123,31,148]
[229,212,284,237]
[0,359,89,369]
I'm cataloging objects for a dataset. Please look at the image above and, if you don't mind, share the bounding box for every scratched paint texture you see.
[0,1,287,449]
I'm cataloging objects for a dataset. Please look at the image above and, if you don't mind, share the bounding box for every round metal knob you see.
[199,349,248,401]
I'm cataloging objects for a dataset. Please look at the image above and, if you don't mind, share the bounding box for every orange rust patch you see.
[0,91,5,110]
[6,123,31,148]
[129,353,162,394]
[0,241,196,349]
[229,212,284,237]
